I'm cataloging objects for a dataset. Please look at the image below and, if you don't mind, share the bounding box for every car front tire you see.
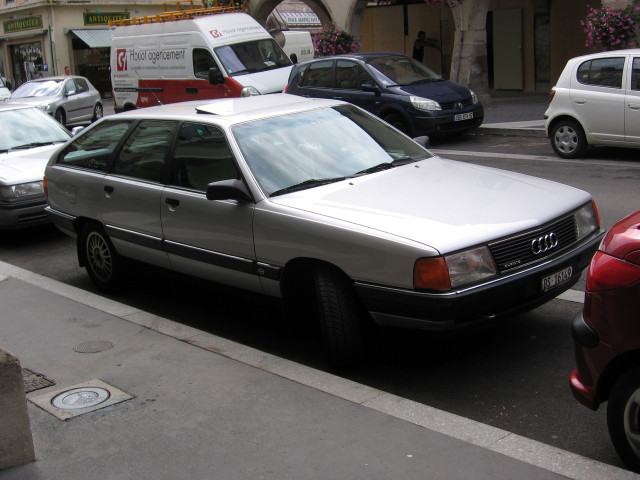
[607,366,640,473]
[550,119,587,159]
[54,108,66,125]
[383,112,409,135]
[92,103,103,122]
[81,223,123,292]
[313,265,364,368]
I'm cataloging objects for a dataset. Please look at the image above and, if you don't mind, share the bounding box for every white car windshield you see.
[232,104,431,197]
[11,79,62,98]
[215,39,291,76]
[0,108,69,152]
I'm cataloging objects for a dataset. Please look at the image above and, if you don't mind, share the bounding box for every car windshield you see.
[232,104,432,197]
[366,55,443,86]
[215,39,291,76]
[11,79,62,98]
[0,108,69,151]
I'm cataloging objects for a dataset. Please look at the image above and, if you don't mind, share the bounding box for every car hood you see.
[390,80,471,103]
[5,95,56,108]
[600,209,640,260]
[269,156,592,254]
[233,66,293,94]
[0,144,62,185]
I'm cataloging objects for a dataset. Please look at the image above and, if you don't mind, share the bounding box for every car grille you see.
[488,214,577,273]
[440,97,474,111]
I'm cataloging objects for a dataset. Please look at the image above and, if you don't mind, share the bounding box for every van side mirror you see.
[290,53,298,64]
[208,66,224,85]
[361,82,380,94]
[206,179,253,202]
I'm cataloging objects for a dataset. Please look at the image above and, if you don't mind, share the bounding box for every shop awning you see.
[70,29,113,48]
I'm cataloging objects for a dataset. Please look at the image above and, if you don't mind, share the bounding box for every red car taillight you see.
[43,175,48,198]
[586,251,640,292]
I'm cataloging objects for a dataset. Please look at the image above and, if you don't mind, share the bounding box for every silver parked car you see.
[545,48,640,158]
[44,94,604,366]
[6,75,102,126]
[0,104,71,229]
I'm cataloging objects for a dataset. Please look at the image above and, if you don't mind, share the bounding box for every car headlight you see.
[410,95,441,111]
[414,246,497,291]
[470,89,479,104]
[0,181,44,199]
[575,200,600,240]
[240,86,260,97]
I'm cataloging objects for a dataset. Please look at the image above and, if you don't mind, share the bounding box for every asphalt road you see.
[3,130,640,472]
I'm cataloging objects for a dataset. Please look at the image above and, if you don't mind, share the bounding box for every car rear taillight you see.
[43,176,48,198]
[548,89,556,104]
[283,84,289,93]
[586,251,640,292]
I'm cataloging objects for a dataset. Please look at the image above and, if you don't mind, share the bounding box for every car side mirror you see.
[361,82,380,94]
[206,179,253,202]
[413,136,430,148]
[71,126,85,136]
[208,66,225,85]
[290,53,298,64]
[66,89,76,96]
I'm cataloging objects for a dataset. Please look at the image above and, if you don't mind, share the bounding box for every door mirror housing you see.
[206,179,253,202]
[361,82,380,94]
[209,66,225,85]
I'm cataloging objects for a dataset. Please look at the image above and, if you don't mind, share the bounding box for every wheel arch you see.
[596,350,640,406]
[546,114,586,139]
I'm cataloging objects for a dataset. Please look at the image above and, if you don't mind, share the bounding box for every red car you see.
[571,209,640,472]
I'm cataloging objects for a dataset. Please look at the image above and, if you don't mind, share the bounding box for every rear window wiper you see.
[270,177,346,197]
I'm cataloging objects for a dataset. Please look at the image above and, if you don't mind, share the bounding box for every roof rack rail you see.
[109,0,249,27]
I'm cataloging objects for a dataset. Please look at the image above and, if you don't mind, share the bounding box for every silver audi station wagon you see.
[44,94,604,367]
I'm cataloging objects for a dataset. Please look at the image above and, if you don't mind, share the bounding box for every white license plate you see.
[541,266,573,292]
[454,112,474,121]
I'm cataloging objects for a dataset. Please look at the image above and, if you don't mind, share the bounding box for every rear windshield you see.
[215,39,291,76]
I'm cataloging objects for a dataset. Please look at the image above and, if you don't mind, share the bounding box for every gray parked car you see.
[6,75,102,126]
[44,94,604,367]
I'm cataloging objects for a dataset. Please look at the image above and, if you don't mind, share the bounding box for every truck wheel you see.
[80,223,123,292]
[550,119,587,159]
[313,265,364,368]
[607,366,640,473]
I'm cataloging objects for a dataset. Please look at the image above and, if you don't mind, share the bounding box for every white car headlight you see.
[240,86,260,97]
[470,89,479,104]
[410,95,441,111]
[0,181,44,199]
[414,246,497,291]
[575,201,600,240]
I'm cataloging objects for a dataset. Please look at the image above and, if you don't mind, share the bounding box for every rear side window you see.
[57,120,132,171]
[577,58,624,88]
[112,120,178,183]
[172,123,238,191]
[298,60,333,88]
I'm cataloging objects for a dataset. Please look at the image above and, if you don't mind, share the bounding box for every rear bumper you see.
[354,229,603,331]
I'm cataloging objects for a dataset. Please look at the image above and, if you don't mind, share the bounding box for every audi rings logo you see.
[531,232,558,255]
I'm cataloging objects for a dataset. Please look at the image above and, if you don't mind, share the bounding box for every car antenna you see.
[133,68,163,106]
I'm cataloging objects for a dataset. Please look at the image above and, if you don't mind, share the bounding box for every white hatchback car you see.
[545,48,640,158]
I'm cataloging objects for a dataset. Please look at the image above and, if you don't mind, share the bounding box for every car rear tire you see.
[54,109,66,125]
[383,112,409,135]
[550,119,587,159]
[92,103,103,122]
[313,265,364,368]
[607,366,640,473]
[81,223,123,292]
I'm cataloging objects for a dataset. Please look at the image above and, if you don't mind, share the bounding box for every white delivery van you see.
[272,31,314,64]
[110,9,293,112]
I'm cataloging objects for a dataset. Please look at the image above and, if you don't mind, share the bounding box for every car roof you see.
[21,76,86,83]
[569,48,640,62]
[111,94,346,127]
[293,52,411,67]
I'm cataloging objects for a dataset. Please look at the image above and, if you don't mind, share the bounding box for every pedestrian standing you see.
[64,66,71,76]
[412,31,426,63]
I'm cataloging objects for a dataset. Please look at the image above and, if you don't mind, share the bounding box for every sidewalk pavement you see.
[1,259,637,479]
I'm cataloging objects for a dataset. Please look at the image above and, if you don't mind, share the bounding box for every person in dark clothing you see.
[412,31,426,62]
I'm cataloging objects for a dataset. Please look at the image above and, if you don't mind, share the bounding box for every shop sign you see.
[3,15,43,34]
[280,11,321,26]
[83,12,130,25]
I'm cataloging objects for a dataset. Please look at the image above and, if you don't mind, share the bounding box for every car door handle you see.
[573,98,587,104]
[165,198,180,207]
[628,103,640,110]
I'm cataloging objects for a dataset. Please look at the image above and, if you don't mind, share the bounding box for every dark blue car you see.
[285,52,484,137]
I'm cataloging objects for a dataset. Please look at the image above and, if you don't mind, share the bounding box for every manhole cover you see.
[51,387,110,410]
[73,341,114,353]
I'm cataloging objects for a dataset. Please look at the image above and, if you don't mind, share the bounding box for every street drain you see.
[52,387,110,410]
[73,341,114,353]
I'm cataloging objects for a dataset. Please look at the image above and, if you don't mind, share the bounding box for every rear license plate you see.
[541,266,573,292]
[454,112,474,121]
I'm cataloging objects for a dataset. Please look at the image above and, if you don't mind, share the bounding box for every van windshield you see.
[215,39,291,76]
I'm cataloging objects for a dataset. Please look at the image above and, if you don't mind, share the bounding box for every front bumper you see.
[411,104,484,136]
[354,229,604,331]
[0,196,49,229]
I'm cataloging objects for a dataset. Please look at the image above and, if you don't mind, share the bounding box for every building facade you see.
[0,0,634,99]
